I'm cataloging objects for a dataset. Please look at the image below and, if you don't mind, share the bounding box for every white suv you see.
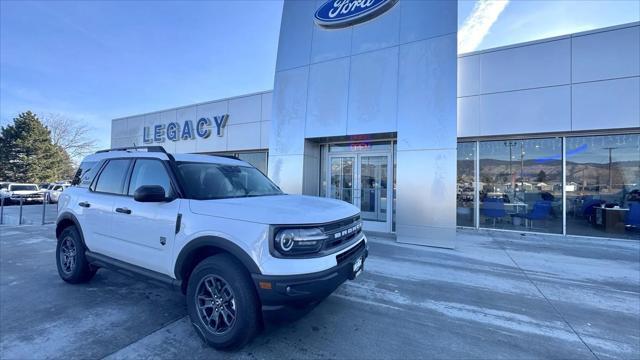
[55,146,367,349]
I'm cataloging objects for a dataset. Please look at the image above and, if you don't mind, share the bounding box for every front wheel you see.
[186,254,260,350]
[56,226,96,283]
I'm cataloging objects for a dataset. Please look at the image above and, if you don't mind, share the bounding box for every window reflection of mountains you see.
[457,159,639,183]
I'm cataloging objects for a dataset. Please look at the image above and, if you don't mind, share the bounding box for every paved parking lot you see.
[1,224,638,359]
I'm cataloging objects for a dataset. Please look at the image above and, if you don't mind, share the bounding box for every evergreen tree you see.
[0,111,74,182]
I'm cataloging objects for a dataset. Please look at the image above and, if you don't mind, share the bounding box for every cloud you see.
[458,0,510,53]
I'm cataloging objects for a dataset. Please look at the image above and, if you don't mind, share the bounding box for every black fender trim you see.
[56,212,88,249]
[173,236,262,280]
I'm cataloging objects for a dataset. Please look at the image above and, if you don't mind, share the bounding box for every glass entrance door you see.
[359,155,388,223]
[328,152,392,232]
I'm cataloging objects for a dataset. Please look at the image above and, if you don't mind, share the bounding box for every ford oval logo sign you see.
[315,0,398,29]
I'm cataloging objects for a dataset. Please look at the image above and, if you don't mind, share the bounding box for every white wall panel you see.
[306,57,349,137]
[479,39,570,94]
[347,47,398,134]
[228,95,261,125]
[457,54,482,97]
[396,149,456,227]
[457,96,481,138]
[267,154,304,194]
[226,122,262,151]
[126,116,145,140]
[260,121,270,149]
[311,1,352,64]
[275,0,315,71]
[399,0,457,43]
[111,118,128,139]
[351,2,400,54]
[572,25,640,83]
[398,35,457,151]
[572,77,640,131]
[270,66,309,155]
[261,92,273,121]
[479,86,571,136]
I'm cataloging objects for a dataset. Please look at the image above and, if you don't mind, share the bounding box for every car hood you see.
[10,190,40,195]
[189,194,359,225]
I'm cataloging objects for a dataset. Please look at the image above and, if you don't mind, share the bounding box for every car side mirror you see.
[134,185,166,202]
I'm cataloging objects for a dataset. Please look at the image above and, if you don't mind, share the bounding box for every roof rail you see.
[213,154,239,160]
[95,146,167,154]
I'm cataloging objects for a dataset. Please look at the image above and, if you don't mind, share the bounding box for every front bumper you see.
[252,239,368,309]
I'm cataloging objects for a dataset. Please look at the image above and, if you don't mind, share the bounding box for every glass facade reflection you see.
[566,134,640,239]
[457,133,640,240]
[479,138,563,234]
[457,142,475,227]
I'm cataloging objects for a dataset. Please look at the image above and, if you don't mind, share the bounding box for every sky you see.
[1,0,639,150]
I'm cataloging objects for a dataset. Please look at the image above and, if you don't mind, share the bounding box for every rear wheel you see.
[186,254,260,350]
[56,226,96,283]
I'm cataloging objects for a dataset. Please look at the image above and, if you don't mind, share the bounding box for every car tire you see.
[56,226,96,283]
[186,254,260,350]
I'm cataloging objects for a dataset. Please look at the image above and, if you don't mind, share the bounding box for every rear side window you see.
[127,159,173,197]
[73,161,98,188]
[94,159,131,194]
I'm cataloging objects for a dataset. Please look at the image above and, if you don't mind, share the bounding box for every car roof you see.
[81,150,249,167]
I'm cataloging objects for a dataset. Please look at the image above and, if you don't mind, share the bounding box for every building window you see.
[236,152,268,174]
[457,142,475,227]
[205,151,268,174]
[478,138,563,234]
[566,134,640,239]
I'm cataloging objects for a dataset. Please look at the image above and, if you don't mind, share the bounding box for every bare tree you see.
[42,113,97,163]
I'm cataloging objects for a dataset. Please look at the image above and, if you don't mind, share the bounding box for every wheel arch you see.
[56,212,87,248]
[174,236,262,294]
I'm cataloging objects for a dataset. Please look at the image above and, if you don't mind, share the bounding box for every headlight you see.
[274,228,326,255]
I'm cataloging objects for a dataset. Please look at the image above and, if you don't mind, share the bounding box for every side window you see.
[94,159,131,194]
[127,159,173,197]
[73,161,98,188]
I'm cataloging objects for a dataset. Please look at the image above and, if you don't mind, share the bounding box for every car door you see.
[109,158,180,276]
[82,159,132,254]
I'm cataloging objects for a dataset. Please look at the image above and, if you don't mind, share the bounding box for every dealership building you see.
[111,0,640,247]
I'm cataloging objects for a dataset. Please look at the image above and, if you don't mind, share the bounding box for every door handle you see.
[78,201,90,208]
[115,207,132,214]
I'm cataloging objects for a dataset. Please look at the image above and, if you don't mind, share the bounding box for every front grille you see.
[321,215,362,251]
[336,240,366,265]
[323,215,359,232]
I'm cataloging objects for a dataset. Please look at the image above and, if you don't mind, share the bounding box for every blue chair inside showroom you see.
[626,203,640,230]
[524,200,552,228]
[483,197,506,226]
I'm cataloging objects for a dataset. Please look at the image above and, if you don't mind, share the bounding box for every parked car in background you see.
[45,183,70,203]
[0,183,43,204]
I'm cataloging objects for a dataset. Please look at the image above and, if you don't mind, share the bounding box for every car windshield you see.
[10,185,38,191]
[177,161,283,200]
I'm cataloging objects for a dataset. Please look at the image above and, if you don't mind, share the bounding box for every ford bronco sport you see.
[55,146,367,349]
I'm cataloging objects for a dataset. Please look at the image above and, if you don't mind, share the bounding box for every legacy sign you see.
[314,0,398,29]
[143,115,228,143]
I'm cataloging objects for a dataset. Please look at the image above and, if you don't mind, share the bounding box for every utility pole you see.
[603,147,617,192]
[504,141,517,201]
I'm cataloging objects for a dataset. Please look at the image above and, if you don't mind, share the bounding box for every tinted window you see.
[9,185,38,191]
[177,162,282,200]
[128,159,173,197]
[73,161,98,187]
[94,160,130,194]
